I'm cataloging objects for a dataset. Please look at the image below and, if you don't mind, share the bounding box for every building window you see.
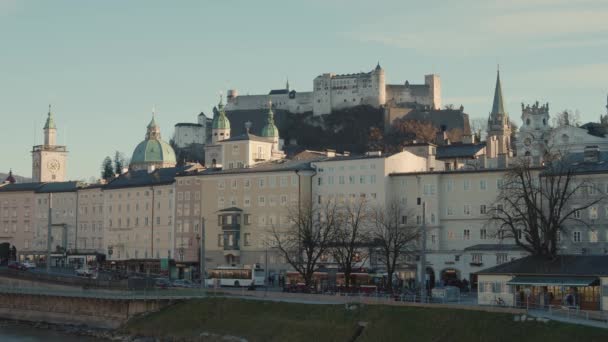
[496,253,508,264]
[244,233,251,246]
[463,229,470,240]
[349,176,355,184]
[589,206,598,219]
[472,254,483,263]
[463,180,470,191]
[480,205,487,214]
[244,214,251,225]
[479,180,487,190]
[258,178,265,188]
[448,231,455,240]
[370,175,376,184]
[447,207,454,216]
[446,180,453,192]
[258,196,265,206]
[339,176,345,185]
[318,177,323,186]
[463,204,471,215]
[573,209,581,219]
[590,230,598,243]
[573,231,582,243]
[401,216,408,225]
[480,229,487,240]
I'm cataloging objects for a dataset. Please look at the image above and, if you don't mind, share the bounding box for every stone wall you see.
[0,293,171,329]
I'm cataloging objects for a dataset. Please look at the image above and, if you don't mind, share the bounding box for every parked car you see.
[155,278,171,289]
[172,279,194,288]
[8,261,27,271]
[75,268,93,277]
[22,261,36,269]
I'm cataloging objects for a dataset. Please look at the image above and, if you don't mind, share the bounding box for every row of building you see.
[3,71,608,285]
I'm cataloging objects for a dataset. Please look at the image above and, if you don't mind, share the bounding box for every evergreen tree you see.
[101,156,114,181]
[114,151,124,175]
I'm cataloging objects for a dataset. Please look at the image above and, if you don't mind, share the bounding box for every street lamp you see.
[195,234,201,279]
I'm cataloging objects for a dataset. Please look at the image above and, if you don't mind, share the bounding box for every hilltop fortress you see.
[224,63,441,116]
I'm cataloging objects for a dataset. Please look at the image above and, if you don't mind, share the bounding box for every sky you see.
[1,0,607,180]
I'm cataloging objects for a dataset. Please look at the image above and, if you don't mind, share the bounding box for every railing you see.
[0,285,208,300]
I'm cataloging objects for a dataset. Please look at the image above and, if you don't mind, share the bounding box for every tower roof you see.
[4,170,16,184]
[260,101,279,138]
[43,104,56,130]
[491,70,506,116]
[212,96,231,130]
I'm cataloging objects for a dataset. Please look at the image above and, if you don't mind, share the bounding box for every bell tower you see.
[486,69,512,159]
[32,105,68,182]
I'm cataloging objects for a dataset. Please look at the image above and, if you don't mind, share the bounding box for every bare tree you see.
[369,201,419,293]
[552,109,581,128]
[331,199,371,288]
[270,200,339,289]
[469,117,486,142]
[489,153,605,257]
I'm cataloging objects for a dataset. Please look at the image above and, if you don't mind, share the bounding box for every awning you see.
[507,276,598,287]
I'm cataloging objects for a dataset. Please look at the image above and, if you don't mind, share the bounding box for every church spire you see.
[491,67,506,116]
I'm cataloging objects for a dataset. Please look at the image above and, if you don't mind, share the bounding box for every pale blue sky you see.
[1,0,607,180]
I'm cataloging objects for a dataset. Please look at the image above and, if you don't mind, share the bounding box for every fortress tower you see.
[517,101,550,161]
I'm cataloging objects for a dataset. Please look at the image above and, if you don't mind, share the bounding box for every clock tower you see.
[32,105,68,182]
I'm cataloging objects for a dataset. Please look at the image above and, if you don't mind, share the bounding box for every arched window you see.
[525,151,531,156]
[526,118,531,126]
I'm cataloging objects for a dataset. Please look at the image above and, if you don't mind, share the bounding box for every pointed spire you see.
[43,104,56,130]
[147,105,158,128]
[286,77,290,91]
[375,61,382,71]
[491,68,506,116]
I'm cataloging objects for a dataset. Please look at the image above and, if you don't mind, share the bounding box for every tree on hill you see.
[101,156,114,181]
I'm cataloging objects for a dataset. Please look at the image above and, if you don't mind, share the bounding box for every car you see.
[75,268,93,277]
[172,279,194,288]
[8,261,27,271]
[22,261,36,269]
[155,278,171,289]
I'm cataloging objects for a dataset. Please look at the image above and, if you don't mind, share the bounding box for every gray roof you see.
[463,244,524,252]
[104,166,187,190]
[221,132,273,143]
[36,181,82,193]
[175,123,203,127]
[0,182,45,192]
[269,89,289,95]
[218,207,243,212]
[476,255,608,276]
[436,143,486,159]
[179,157,321,178]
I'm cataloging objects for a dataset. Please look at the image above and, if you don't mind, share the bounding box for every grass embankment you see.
[123,298,608,342]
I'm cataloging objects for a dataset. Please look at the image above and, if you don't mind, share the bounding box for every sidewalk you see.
[528,309,608,329]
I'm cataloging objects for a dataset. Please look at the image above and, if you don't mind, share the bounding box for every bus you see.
[284,271,329,292]
[206,265,265,287]
[336,272,377,294]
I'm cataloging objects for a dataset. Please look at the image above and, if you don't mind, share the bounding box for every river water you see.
[0,323,105,341]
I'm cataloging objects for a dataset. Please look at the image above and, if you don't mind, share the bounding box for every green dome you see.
[131,139,176,165]
[212,99,231,130]
[260,106,279,138]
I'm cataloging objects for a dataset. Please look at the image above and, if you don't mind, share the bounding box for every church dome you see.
[260,103,279,138]
[130,114,177,170]
[212,99,230,130]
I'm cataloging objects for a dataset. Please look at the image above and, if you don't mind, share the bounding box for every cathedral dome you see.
[130,114,177,171]
[260,104,279,138]
[212,99,231,130]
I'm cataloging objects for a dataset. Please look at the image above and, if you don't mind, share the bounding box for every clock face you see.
[47,159,60,173]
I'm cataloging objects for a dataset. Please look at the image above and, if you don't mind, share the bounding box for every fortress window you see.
[526,118,530,126]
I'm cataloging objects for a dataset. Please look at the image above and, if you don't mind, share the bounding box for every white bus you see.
[206,265,265,287]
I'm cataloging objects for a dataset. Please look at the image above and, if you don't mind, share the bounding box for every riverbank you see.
[122,297,608,342]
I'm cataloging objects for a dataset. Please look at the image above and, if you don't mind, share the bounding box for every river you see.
[0,323,106,341]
